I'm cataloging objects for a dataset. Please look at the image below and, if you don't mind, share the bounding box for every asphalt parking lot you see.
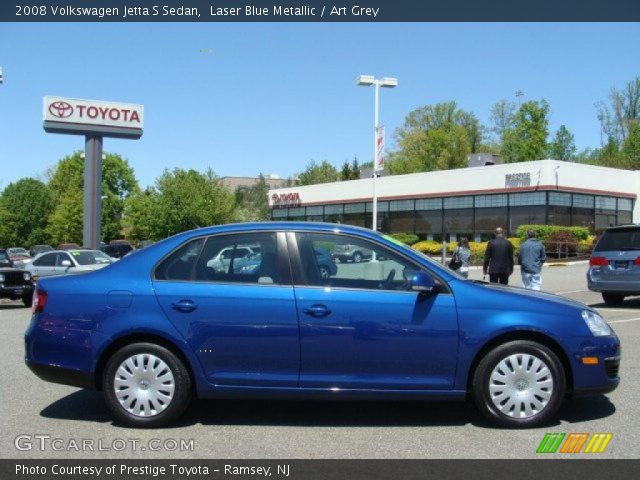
[1,262,638,459]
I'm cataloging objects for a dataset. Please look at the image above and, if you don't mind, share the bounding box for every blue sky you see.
[0,23,638,189]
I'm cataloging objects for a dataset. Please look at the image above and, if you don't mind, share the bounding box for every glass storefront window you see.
[389,199,414,211]
[415,210,443,236]
[365,201,389,212]
[324,204,344,215]
[342,213,366,227]
[444,208,473,239]
[475,194,507,208]
[548,206,571,226]
[548,192,571,206]
[618,198,633,211]
[305,206,323,216]
[509,205,546,234]
[509,192,546,206]
[271,208,288,218]
[344,203,365,214]
[415,198,442,210]
[388,212,415,232]
[595,196,617,212]
[444,196,473,209]
[475,207,508,235]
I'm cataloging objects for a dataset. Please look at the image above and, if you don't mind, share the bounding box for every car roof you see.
[179,221,385,240]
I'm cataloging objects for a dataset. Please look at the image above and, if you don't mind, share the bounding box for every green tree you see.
[0,178,53,246]
[122,188,157,243]
[620,121,640,169]
[47,151,139,243]
[489,100,517,139]
[145,168,236,239]
[597,76,640,144]
[46,189,84,245]
[390,102,479,173]
[501,100,550,162]
[548,125,577,160]
[350,156,360,179]
[340,160,352,181]
[297,160,340,186]
[234,174,270,221]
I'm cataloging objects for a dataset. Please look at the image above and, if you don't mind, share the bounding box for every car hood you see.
[466,280,590,312]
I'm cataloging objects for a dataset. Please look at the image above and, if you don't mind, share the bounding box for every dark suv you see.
[101,241,134,259]
[587,225,640,305]
[0,249,34,307]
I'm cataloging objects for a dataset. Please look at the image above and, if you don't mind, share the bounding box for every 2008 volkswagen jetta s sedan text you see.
[25,223,620,428]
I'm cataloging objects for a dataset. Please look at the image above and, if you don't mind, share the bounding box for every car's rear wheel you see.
[319,266,330,278]
[353,252,363,263]
[472,340,565,428]
[103,343,192,428]
[602,292,624,306]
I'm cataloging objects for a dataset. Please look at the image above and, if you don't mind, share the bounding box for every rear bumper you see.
[587,269,640,293]
[26,361,95,389]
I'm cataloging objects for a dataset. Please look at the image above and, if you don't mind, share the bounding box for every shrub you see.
[507,237,521,257]
[544,231,579,257]
[390,233,419,246]
[516,225,590,241]
[578,235,596,255]
[411,240,443,255]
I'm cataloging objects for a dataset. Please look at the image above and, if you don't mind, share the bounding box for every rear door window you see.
[33,253,56,267]
[594,229,640,252]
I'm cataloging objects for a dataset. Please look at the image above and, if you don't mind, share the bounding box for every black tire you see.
[319,266,330,279]
[353,252,363,263]
[602,292,624,306]
[102,342,192,428]
[22,293,33,308]
[472,340,566,428]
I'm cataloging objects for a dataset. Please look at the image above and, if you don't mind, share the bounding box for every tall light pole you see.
[357,75,397,233]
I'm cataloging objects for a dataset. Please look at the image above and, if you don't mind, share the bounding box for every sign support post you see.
[83,135,103,250]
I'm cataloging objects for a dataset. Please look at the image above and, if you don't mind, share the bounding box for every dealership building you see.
[268,159,639,241]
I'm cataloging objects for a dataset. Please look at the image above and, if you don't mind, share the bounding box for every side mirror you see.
[60,260,72,267]
[410,271,437,294]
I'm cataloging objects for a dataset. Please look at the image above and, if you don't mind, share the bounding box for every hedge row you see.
[515,225,590,241]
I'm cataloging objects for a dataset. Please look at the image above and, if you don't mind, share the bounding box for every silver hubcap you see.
[489,353,553,419]
[114,353,175,417]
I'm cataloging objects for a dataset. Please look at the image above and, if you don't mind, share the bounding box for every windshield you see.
[0,252,11,265]
[69,250,112,265]
[594,229,640,252]
[8,248,28,256]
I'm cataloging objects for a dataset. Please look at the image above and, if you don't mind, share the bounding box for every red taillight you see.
[634,257,640,266]
[32,289,47,314]
[589,256,610,267]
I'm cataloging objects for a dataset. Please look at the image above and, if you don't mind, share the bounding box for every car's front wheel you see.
[22,292,33,308]
[602,292,624,306]
[352,252,363,263]
[103,343,192,428]
[472,340,565,428]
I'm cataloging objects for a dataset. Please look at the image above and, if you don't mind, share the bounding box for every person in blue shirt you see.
[518,230,547,290]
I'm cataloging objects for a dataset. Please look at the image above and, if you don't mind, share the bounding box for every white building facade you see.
[269,160,639,241]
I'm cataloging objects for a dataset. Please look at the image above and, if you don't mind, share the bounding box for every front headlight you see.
[0,273,4,282]
[23,272,31,281]
[581,310,613,337]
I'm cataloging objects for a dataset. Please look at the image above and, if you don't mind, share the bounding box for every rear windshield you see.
[70,250,112,265]
[594,229,640,252]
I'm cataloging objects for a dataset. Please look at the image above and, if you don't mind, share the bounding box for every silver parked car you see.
[587,225,640,305]
[26,249,113,279]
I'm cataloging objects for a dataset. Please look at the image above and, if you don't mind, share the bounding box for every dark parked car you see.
[0,249,34,306]
[30,245,53,257]
[101,243,134,259]
[58,243,82,251]
[588,225,640,305]
[26,222,620,428]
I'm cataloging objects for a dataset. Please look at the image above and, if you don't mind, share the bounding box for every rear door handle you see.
[303,304,332,318]
[171,299,197,313]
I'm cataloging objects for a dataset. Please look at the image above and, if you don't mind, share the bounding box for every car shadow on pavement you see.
[589,297,640,309]
[40,390,616,429]
[0,303,28,310]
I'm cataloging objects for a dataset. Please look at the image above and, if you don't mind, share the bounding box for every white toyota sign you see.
[43,96,144,138]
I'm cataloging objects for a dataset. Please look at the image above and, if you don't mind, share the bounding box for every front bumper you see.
[568,335,620,396]
[0,283,34,299]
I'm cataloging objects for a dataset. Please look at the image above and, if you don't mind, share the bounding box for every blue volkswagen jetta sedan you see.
[25,222,620,428]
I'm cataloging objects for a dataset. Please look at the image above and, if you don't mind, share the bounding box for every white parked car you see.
[206,245,258,273]
[26,249,113,279]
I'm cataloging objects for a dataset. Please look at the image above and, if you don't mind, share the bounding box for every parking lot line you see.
[555,289,589,295]
[608,317,640,324]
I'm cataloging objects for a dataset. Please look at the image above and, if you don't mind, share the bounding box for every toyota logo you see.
[48,101,73,118]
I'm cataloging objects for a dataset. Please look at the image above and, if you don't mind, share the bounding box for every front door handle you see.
[171,299,197,313]
[303,304,332,318]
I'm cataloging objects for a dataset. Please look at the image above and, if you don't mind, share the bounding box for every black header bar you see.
[3,1,640,22]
